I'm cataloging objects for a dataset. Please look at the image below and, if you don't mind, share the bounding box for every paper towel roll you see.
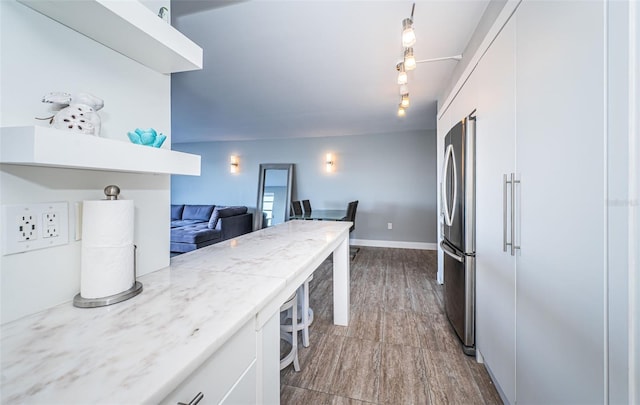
[81,245,134,298]
[82,200,134,246]
[81,199,135,299]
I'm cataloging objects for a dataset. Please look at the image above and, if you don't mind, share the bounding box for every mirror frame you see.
[255,163,294,230]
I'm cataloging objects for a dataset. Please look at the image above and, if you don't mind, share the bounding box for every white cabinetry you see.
[473,1,606,403]
[161,321,257,405]
[514,2,605,403]
[474,16,516,403]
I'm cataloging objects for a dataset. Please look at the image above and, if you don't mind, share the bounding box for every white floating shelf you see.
[18,0,203,74]
[0,126,201,176]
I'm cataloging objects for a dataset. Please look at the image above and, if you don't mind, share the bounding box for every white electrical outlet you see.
[388,222,393,230]
[17,213,37,241]
[2,202,69,255]
[43,212,60,238]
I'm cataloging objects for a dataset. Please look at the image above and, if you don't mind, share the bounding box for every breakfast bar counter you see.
[1,220,352,404]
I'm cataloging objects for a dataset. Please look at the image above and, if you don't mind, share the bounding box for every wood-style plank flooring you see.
[280,247,503,405]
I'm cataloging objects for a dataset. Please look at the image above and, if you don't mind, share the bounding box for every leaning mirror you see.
[256,163,294,229]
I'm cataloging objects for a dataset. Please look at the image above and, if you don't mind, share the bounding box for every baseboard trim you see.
[350,239,437,250]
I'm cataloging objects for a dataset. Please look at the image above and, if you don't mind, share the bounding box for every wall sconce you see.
[325,153,335,173]
[230,155,239,173]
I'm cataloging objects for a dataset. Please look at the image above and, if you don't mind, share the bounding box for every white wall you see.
[171,130,438,247]
[0,1,171,324]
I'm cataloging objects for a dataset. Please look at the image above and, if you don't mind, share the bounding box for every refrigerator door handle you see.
[440,241,464,263]
[442,144,457,227]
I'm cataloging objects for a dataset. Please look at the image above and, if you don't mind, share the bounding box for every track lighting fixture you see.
[401,94,410,108]
[404,47,416,71]
[402,17,416,48]
[397,62,408,85]
[393,3,463,116]
[397,104,406,117]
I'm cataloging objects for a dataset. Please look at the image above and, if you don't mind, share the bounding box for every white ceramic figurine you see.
[41,92,104,136]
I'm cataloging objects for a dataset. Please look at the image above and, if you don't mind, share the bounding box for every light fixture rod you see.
[410,2,415,19]
[416,55,463,64]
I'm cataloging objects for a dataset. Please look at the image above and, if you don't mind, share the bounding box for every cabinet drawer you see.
[220,361,257,405]
[162,320,256,405]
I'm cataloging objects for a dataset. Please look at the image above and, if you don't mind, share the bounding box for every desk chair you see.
[344,200,359,259]
[291,200,303,216]
[302,200,312,214]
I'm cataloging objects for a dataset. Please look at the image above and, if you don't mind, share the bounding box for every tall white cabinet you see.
[461,1,607,403]
[513,1,605,403]
[474,16,517,403]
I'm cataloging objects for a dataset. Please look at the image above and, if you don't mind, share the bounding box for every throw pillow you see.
[208,206,248,229]
[182,205,215,221]
[170,204,185,220]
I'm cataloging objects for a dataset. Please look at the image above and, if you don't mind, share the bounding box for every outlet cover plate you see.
[2,202,69,255]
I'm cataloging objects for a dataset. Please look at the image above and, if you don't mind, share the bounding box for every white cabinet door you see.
[474,16,517,404]
[161,321,257,405]
[515,1,605,403]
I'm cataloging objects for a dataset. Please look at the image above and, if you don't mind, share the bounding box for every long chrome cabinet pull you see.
[510,173,521,256]
[178,392,204,405]
[503,174,510,252]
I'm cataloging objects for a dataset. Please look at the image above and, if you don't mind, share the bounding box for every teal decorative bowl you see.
[127,128,166,148]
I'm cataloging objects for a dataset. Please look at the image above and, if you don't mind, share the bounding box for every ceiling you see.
[170,0,489,143]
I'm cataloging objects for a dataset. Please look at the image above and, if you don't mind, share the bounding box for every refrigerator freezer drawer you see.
[442,241,475,355]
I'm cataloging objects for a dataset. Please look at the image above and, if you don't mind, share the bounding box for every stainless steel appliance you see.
[440,113,476,356]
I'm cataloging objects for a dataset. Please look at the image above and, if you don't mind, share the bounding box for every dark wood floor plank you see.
[329,338,381,403]
[281,332,346,393]
[414,312,461,354]
[382,310,421,347]
[281,384,332,405]
[467,358,504,404]
[379,344,430,405]
[346,305,384,342]
[423,348,486,404]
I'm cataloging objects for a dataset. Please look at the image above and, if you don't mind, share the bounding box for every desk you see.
[291,209,347,221]
[1,221,352,404]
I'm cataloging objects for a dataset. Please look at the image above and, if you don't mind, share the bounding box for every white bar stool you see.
[280,291,300,371]
[282,275,314,348]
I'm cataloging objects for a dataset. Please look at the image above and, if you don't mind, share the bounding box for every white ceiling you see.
[170,0,489,143]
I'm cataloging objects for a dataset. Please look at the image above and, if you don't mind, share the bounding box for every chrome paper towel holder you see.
[73,185,143,308]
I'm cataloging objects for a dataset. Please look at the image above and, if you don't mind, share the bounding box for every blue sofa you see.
[170,204,253,253]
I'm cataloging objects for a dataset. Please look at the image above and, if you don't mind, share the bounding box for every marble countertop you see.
[1,220,351,404]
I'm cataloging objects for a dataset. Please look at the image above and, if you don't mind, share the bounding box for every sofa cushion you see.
[171,219,203,228]
[208,206,249,229]
[171,204,185,220]
[171,223,222,244]
[182,205,215,221]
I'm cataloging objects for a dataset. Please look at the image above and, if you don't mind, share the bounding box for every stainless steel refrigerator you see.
[440,113,476,356]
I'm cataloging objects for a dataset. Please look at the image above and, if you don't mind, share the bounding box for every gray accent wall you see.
[171,129,438,244]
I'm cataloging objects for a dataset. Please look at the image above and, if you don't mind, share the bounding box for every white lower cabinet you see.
[472,1,606,404]
[220,362,257,405]
[161,320,257,405]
